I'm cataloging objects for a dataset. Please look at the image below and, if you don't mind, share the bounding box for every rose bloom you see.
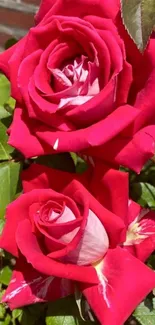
[0,0,155,172]
[1,163,155,325]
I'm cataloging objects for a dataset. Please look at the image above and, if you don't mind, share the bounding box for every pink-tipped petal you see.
[65,209,109,265]
[16,218,99,284]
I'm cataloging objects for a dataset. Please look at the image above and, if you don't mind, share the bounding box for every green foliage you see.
[130,182,155,208]
[0,161,21,219]
[35,153,76,173]
[0,119,14,160]
[0,74,15,119]
[130,161,155,208]
[70,153,88,174]
[0,73,21,325]
[0,304,6,319]
[0,314,11,325]
[134,298,155,325]
[46,296,94,325]
[18,304,47,325]
[121,0,155,52]
[0,219,5,235]
[0,266,12,286]
[0,75,10,107]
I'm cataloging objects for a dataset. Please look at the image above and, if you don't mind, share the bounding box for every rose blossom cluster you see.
[0,0,155,324]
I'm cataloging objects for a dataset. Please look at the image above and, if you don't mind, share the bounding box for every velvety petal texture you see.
[2,258,73,309]
[1,163,155,325]
[0,0,155,171]
[81,247,155,325]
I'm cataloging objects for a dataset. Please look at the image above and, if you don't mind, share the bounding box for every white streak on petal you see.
[124,208,154,246]
[5,277,42,300]
[36,276,54,298]
[5,276,54,301]
[58,95,93,109]
[93,260,111,308]
[53,138,59,150]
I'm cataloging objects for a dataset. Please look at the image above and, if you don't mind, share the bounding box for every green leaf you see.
[0,120,14,160]
[12,309,23,325]
[76,157,88,174]
[0,289,6,301]
[0,219,5,235]
[121,0,155,52]
[46,314,77,325]
[0,75,10,107]
[0,314,11,325]
[5,96,15,112]
[134,299,155,325]
[0,74,15,118]
[46,296,94,325]
[20,304,46,325]
[46,297,78,325]
[130,182,155,208]
[0,161,21,219]
[0,304,6,319]
[70,153,78,166]
[147,254,155,270]
[35,153,75,173]
[12,309,23,320]
[70,153,88,174]
[0,266,12,286]
[0,106,11,119]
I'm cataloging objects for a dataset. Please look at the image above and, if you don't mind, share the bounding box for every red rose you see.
[1,0,155,172]
[1,164,155,325]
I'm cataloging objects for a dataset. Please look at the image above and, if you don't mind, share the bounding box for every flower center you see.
[124,209,155,246]
[51,55,100,108]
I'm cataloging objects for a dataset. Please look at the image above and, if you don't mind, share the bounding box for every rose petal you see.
[18,49,43,118]
[2,257,73,309]
[36,0,120,24]
[0,42,18,78]
[66,79,116,127]
[34,105,140,155]
[134,68,155,131]
[63,180,126,247]
[124,201,155,261]
[84,124,155,173]
[90,162,129,224]
[65,209,109,265]
[0,189,74,256]
[80,247,155,325]
[16,218,98,284]
[22,163,90,193]
[8,107,53,158]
